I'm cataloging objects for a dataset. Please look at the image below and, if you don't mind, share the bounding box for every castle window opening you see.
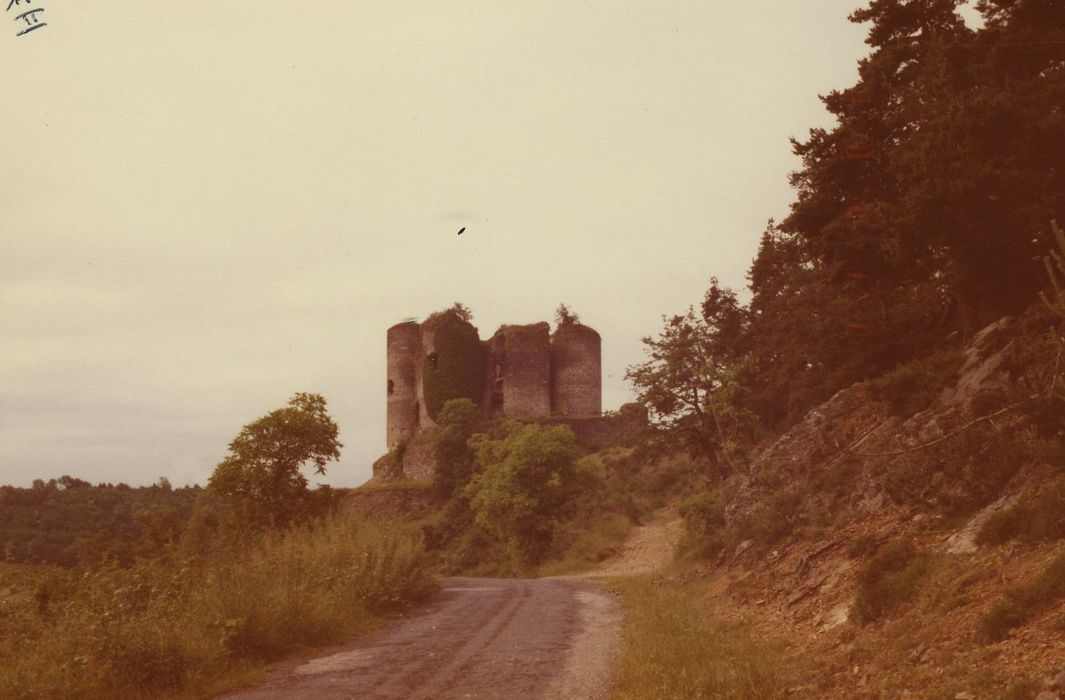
[387,379,394,396]
[428,352,439,368]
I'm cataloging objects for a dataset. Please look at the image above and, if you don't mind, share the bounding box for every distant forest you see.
[0,478,199,567]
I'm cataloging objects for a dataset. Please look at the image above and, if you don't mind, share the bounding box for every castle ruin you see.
[386,314,602,448]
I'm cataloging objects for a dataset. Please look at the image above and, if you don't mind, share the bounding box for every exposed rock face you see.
[728,313,1044,528]
[690,311,1065,698]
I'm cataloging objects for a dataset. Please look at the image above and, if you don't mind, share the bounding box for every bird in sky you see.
[457,227,466,235]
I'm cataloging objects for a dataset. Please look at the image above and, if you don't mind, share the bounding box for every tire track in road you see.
[217,577,615,700]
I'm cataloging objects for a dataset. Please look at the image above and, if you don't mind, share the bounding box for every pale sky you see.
[0,2,981,488]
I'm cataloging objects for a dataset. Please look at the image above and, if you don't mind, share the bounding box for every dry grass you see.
[980,549,1065,643]
[610,576,788,700]
[0,515,436,699]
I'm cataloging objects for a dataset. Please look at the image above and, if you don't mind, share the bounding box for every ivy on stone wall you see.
[422,311,485,421]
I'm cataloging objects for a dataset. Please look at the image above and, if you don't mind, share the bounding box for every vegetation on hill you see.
[208,392,343,526]
[417,397,694,576]
[628,0,1065,448]
[605,2,1065,697]
[0,516,434,699]
[0,392,437,699]
[0,478,200,568]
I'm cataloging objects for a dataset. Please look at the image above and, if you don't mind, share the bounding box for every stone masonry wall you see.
[386,322,422,448]
[549,324,601,417]
[496,322,552,417]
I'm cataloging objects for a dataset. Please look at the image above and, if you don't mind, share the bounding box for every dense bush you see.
[677,490,730,559]
[466,423,583,567]
[431,398,480,498]
[977,481,1065,546]
[852,540,929,623]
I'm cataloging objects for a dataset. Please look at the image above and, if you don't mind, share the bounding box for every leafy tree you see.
[465,423,582,565]
[726,0,1065,430]
[431,398,481,498]
[208,393,341,525]
[626,306,757,476]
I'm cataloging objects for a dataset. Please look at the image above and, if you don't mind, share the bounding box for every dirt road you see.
[217,577,621,700]
[219,512,682,699]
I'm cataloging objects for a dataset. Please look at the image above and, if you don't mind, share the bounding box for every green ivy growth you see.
[422,310,485,421]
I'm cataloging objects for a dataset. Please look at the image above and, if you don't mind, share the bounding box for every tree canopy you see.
[208,392,341,524]
[627,0,1065,456]
[465,423,582,564]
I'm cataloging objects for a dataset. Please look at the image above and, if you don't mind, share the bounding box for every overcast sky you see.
[0,2,982,488]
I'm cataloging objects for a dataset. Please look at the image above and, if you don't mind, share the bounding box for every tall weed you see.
[0,515,436,699]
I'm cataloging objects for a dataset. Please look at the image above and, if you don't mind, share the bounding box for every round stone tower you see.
[386,321,422,447]
[550,324,602,417]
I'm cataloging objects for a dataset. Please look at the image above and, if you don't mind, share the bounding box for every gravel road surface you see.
[217,577,621,700]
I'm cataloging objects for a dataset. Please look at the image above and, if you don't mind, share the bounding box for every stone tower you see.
[550,323,602,417]
[384,314,602,448]
[385,321,422,447]
[492,323,552,418]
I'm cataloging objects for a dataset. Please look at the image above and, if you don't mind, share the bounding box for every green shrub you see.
[977,481,1065,546]
[677,490,731,560]
[980,551,1065,642]
[431,398,480,498]
[732,488,803,549]
[680,491,726,539]
[422,311,485,421]
[466,423,582,567]
[869,347,964,417]
[852,539,929,623]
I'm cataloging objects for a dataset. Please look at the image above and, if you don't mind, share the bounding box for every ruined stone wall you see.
[480,335,504,420]
[386,322,422,447]
[385,316,602,449]
[496,323,552,417]
[549,324,601,417]
[416,325,436,429]
[537,416,613,450]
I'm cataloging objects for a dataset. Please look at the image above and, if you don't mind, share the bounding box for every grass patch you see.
[611,577,787,699]
[0,515,437,699]
[538,511,633,576]
[852,539,930,624]
[979,550,1065,643]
